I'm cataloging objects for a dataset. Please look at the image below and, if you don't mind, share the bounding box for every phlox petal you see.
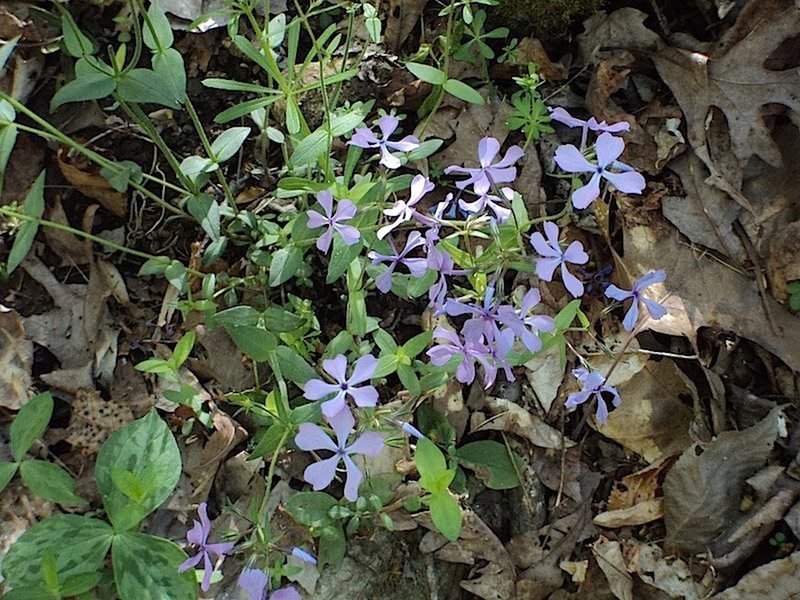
[603,169,645,195]
[295,422,338,452]
[563,240,589,264]
[595,132,625,167]
[349,354,377,384]
[334,223,361,246]
[621,301,640,331]
[303,379,342,401]
[348,385,378,408]
[323,355,348,382]
[477,137,501,166]
[347,431,384,456]
[554,144,595,173]
[561,262,585,298]
[535,256,561,282]
[604,284,632,301]
[378,115,399,138]
[571,173,601,210]
[379,146,401,169]
[316,227,333,254]
[494,145,525,168]
[342,455,363,501]
[642,298,667,320]
[304,455,341,491]
[634,269,666,290]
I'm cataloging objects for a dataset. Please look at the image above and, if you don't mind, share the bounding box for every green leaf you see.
[406,62,446,85]
[443,79,484,104]
[0,36,18,71]
[101,160,143,193]
[214,95,281,124]
[143,0,174,50]
[171,330,195,367]
[1,584,58,600]
[7,170,45,274]
[134,358,172,374]
[179,155,217,184]
[269,245,304,286]
[0,461,18,492]
[372,329,398,354]
[10,392,53,461]
[61,14,94,57]
[95,410,181,531]
[346,289,367,337]
[318,524,346,568]
[428,492,462,542]
[249,421,288,459]
[373,354,399,378]
[2,515,113,587]
[0,121,18,178]
[275,346,319,386]
[51,66,116,110]
[116,68,182,109]
[406,138,443,161]
[211,127,251,162]
[111,532,195,600]
[285,492,337,527]
[60,571,103,597]
[326,236,363,284]
[554,299,582,330]
[19,460,86,505]
[289,103,371,167]
[186,193,221,240]
[151,47,186,106]
[262,307,305,332]
[224,325,277,362]
[415,438,453,495]
[457,440,521,490]
[397,363,421,396]
[402,331,432,358]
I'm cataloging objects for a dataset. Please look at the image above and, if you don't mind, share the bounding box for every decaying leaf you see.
[0,307,33,410]
[629,542,709,599]
[593,500,664,528]
[472,396,575,450]
[64,388,135,455]
[712,552,800,599]
[607,456,674,511]
[593,539,633,600]
[664,407,783,553]
[57,146,127,216]
[383,0,427,52]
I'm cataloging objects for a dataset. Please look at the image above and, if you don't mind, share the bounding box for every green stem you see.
[418,0,457,138]
[184,97,236,209]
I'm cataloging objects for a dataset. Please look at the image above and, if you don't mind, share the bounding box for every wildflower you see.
[303,354,379,418]
[238,568,302,600]
[401,421,426,440]
[604,269,667,331]
[306,191,360,254]
[178,502,235,592]
[368,231,428,294]
[530,222,588,298]
[553,132,646,209]
[291,547,318,565]
[427,326,495,387]
[377,174,435,239]
[348,115,420,169]
[295,408,384,501]
[549,107,630,149]
[444,286,507,348]
[445,137,524,195]
[566,368,621,424]
[496,288,555,354]
[458,187,513,223]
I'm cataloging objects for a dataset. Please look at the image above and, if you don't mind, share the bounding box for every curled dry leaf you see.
[664,407,783,554]
[592,538,633,600]
[57,146,127,217]
[0,307,33,410]
[712,552,800,599]
[593,499,664,528]
[629,542,709,600]
[472,396,575,450]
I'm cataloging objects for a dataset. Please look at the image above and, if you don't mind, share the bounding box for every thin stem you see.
[418,0,457,138]
[184,97,236,209]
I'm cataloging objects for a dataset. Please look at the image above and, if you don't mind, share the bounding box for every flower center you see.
[340,383,349,391]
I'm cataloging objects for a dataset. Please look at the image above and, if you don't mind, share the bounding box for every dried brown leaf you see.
[712,552,800,599]
[0,307,33,410]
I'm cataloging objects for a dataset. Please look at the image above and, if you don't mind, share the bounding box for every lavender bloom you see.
[458,187,513,223]
[550,107,630,149]
[291,547,317,565]
[566,368,622,424]
[444,137,524,195]
[444,286,507,349]
[604,269,667,331]
[306,191,360,254]
[368,231,428,294]
[554,132,646,209]
[530,222,589,298]
[295,408,384,501]
[427,326,494,388]
[497,288,555,354]
[348,115,420,169]
[238,569,302,600]
[485,327,516,387]
[377,174,435,239]
[178,502,235,592]
[304,354,379,418]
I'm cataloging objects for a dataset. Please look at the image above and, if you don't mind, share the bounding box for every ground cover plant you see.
[1,0,799,598]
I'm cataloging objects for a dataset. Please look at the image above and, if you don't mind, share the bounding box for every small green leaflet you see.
[7,171,45,274]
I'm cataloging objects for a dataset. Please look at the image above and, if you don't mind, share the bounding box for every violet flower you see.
[238,568,302,600]
[377,174,434,239]
[458,187,513,223]
[178,502,235,592]
[348,115,420,169]
[427,326,495,388]
[368,231,428,294]
[530,222,589,298]
[566,368,622,424]
[401,421,426,440]
[306,191,360,254]
[550,107,630,150]
[554,132,646,209]
[444,286,507,349]
[444,137,524,195]
[497,288,555,354]
[291,547,317,565]
[604,269,667,331]
[303,354,379,418]
[295,408,384,501]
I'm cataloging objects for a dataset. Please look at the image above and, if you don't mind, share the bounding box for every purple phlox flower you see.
[550,107,630,147]
[458,186,514,223]
[530,222,589,298]
[554,132,646,210]
[303,354,379,418]
[377,174,435,239]
[427,326,495,388]
[566,368,621,424]
[444,286,507,347]
[427,250,455,311]
[368,231,428,294]
[239,569,303,600]
[444,137,525,195]
[401,421,426,440]
[178,502,235,592]
[295,408,384,501]
[306,191,360,254]
[496,288,556,354]
[484,327,516,387]
[291,547,317,565]
[348,115,420,169]
[604,269,667,331]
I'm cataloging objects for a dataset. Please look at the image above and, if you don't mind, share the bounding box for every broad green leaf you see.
[249,421,287,459]
[224,325,277,362]
[326,236,363,284]
[289,103,371,167]
[346,289,367,336]
[143,0,174,51]
[10,391,53,461]
[269,244,304,286]
[429,492,462,542]
[406,138,443,161]
[171,330,195,367]
[112,532,195,600]
[275,346,318,386]
[554,299,582,330]
[1,584,57,600]
[267,13,287,47]
[262,307,305,332]
[372,329,398,354]
[19,460,86,505]
[210,305,261,327]
[179,155,217,184]
[443,79,484,104]
[164,259,188,291]
[232,35,281,81]
[373,354,399,378]
[210,127,251,162]
[397,363,421,396]
[0,122,17,176]
[406,62,446,85]
[415,438,452,494]
[100,160,143,193]
[402,331,432,358]
[7,171,45,274]
[134,358,172,374]
[286,98,301,134]
[2,515,113,587]
[457,440,521,490]
[61,14,94,57]
[289,401,321,425]
[116,68,182,109]
[95,410,181,531]
[318,524,346,568]
[285,491,337,527]
[60,571,103,597]
[214,95,280,124]
[186,193,221,240]
[0,461,18,493]
[152,47,186,106]
[202,78,273,93]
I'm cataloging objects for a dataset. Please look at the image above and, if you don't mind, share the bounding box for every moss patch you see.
[492,0,603,41]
